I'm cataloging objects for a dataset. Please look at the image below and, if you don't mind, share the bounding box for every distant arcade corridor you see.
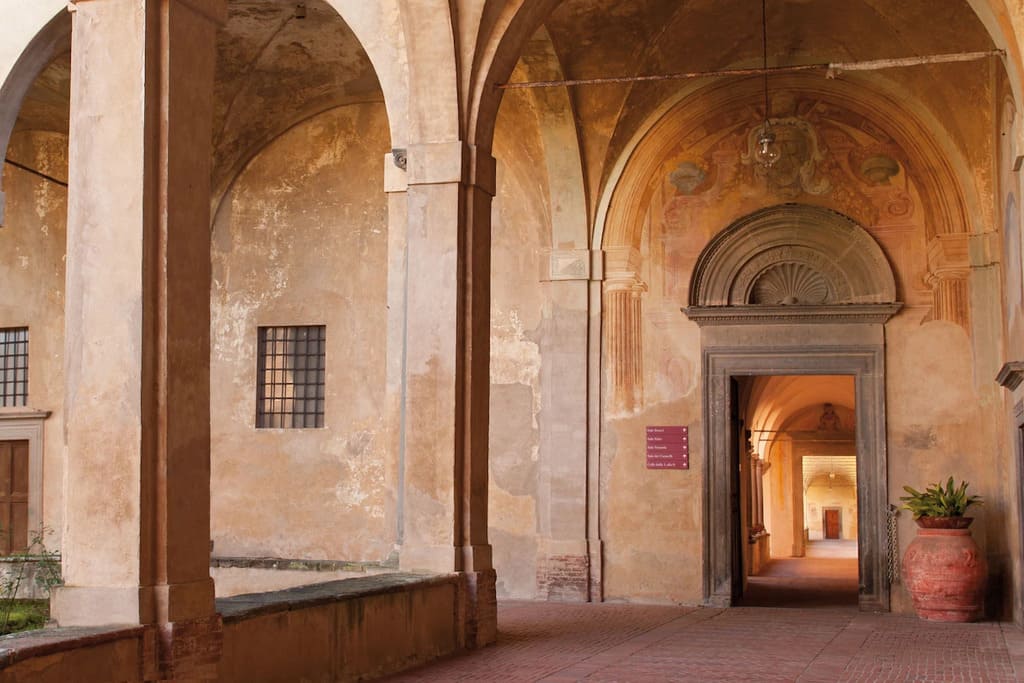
[736,375,862,608]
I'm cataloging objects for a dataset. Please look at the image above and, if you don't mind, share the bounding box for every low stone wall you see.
[0,573,465,682]
[0,555,61,600]
[218,573,464,682]
[0,625,149,683]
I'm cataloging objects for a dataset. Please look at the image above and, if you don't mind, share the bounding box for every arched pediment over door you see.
[686,203,902,324]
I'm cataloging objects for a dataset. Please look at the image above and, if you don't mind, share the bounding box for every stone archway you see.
[0,10,70,224]
[685,203,901,611]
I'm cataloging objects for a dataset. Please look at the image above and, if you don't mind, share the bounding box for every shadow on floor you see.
[740,540,859,609]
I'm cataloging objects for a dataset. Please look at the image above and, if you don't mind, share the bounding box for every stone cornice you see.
[996,361,1024,390]
[0,408,51,421]
[682,303,903,327]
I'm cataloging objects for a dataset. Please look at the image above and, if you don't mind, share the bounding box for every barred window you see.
[0,328,28,407]
[256,325,325,428]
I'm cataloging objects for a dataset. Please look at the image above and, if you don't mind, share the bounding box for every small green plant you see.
[0,525,62,635]
[900,477,983,518]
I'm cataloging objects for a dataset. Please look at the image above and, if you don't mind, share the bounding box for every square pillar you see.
[54,0,226,676]
[399,140,496,646]
[536,254,593,602]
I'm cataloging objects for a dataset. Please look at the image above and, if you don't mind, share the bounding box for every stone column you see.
[536,250,591,601]
[754,458,765,528]
[54,0,225,677]
[399,141,496,647]
[384,151,408,560]
[791,451,805,557]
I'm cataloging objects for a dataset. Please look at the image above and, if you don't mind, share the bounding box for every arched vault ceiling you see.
[12,51,68,136]
[8,0,386,202]
[213,0,384,198]
[744,375,855,438]
[536,0,997,216]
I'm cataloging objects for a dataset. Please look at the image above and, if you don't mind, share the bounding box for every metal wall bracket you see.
[391,148,408,171]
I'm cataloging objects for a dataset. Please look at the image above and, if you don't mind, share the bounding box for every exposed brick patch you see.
[462,569,498,648]
[157,615,223,681]
[476,570,498,647]
[537,554,589,602]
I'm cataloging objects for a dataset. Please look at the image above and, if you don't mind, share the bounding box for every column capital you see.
[539,248,589,282]
[926,232,970,272]
[406,141,496,195]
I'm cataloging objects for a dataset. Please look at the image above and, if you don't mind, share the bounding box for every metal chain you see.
[886,504,900,584]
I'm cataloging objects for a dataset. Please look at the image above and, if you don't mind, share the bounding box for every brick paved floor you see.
[383,602,1024,682]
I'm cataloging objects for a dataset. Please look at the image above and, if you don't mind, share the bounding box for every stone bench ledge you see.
[0,623,144,669]
[216,572,455,623]
[0,573,457,670]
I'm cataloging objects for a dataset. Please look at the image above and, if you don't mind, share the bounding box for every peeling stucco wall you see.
[0,130,67,547]
[483,59,1009,607]
[210,103,395,563]
[489,86,549,599]
[594,85,1005,608]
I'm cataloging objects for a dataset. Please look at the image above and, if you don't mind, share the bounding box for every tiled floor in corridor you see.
[386,544,1023,683]
[385,601,1024,682]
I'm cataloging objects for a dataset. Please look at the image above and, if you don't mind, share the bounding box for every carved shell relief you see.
[688,204,898,307]
[749,262,831,305]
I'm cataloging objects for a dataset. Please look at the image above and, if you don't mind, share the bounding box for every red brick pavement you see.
[382,602,1024,682]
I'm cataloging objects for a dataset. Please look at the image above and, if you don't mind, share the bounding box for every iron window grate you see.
[0,328,27,407]
[256,325,325,428]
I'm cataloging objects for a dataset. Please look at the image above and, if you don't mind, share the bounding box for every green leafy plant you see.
[900,477,982,518]
[0,525,62,635]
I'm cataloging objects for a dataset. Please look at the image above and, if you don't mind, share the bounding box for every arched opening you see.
[0,0,403,602]
[0,11,71,605]
[207,0,398,594]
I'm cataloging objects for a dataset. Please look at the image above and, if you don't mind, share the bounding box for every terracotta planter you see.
[902,517,987,622]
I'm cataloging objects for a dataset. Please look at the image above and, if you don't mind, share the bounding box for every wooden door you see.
[824,508,841,540]
[0,441,28,554]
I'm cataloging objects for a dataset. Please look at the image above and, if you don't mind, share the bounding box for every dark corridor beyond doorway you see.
[741,540,858,608]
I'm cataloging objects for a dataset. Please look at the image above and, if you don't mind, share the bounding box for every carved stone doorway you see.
[684,204,901,612]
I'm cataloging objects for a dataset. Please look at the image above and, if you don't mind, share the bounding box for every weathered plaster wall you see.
[886,313,1006,614]
[995,72,1024,623]
[488,85,550,599]
[210,103,395,564]
[0,130,67,547]
[590,83,1006,609]
[484,66,1008,607]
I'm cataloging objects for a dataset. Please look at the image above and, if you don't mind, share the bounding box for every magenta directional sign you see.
[646,426,689,470]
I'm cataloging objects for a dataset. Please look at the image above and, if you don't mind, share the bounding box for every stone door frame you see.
[0,409,49,540]
[702,341,890,612]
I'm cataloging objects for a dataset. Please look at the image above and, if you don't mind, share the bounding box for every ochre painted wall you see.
[210,103,395,563]
[488,85,550,599]
[0,130,67,549]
